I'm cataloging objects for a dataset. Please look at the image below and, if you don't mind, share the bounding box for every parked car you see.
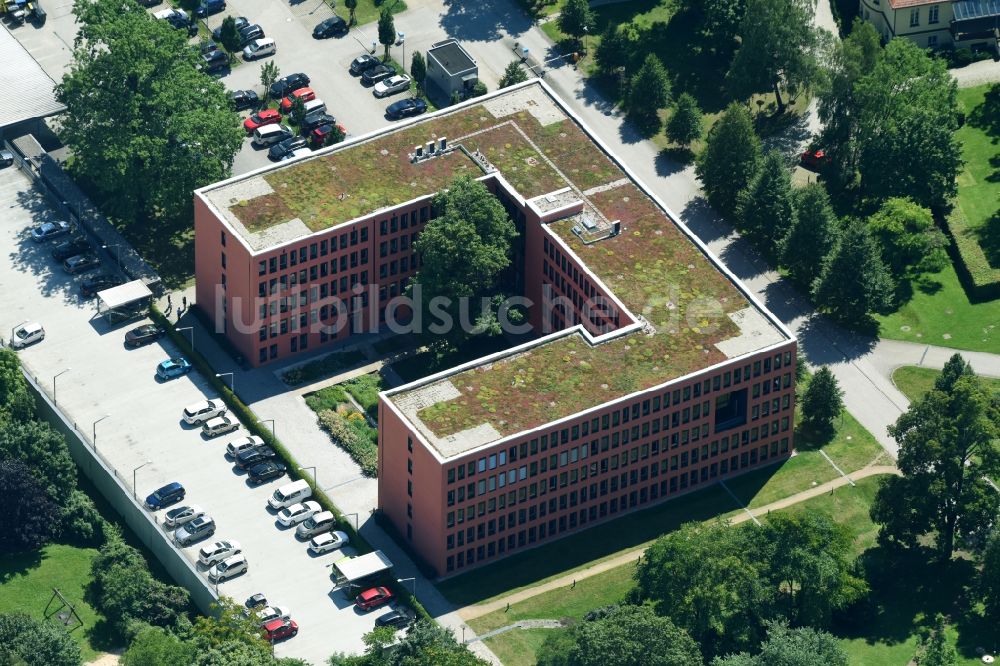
[350,53,379,75]
[10,321,44,349]
[375,609,413,629]
[208,553,247,581]
[212,16,248,41]
[269,72,310,100]
[307,530,349,555]
[236,445,277,470]
[310,124,344,148]
[145,482,185,510]
[262,618,298,641]
[199,539,242,567]
[300,111,336,135]
[31,220,70,242]
[258,606,291,624]
[203,414,239,438]
[252,124,293,147]
[276,500,321,527]
[182,399,227,425]
[201,50,229,73]
[63,253,101,274]
[361,64,395,86]
[163,504,205,528]
[799,148,831,170]
[373,74,411,98]
[228,89,259,110]
[243,108,281,133]
[247,461,287,485]
[80,274,124,297]
[245,593,267,610]
[386,97,427,120]
[125,324,165,347]
[238,24,265,48]
[174,515,216,545]
[198,40,219,55]
[225,435,264,459]
[295,510,335,539]
[279,87,315,113]
[312,15,346,39]
[195,0,225,17]
[355,586,393,611]
[284,147,313,161]
[0,150,13,168]
[51,238,91,261]
[268,136,308,161]
[156,357,192,380]
[243,37,275,61]
[107,300,150,325]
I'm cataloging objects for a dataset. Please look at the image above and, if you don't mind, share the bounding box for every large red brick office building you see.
[194,80,797,577]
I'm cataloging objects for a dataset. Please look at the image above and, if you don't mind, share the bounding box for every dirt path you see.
[459,465,900,622]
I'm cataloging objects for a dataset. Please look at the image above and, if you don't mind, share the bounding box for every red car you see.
[262,618,298,641]
[310,123,347,148]
[243,109,281,133]
[355,586,393,611]
[799,148,831,170]
[280,87,316,114]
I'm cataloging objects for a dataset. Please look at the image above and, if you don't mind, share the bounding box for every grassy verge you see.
[350,0,407,27]
[281,348,368,386]
[483,628,558,666]
[892,365,1000,402]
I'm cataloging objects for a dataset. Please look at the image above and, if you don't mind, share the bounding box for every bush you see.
[343,374,383,422]
[281,349,367,386]
[59,489,106,547]
[0,612,81,666]
[316,410,378,477]
[942,205,1000,300]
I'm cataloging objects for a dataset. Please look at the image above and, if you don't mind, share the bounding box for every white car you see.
[226,435,263,458]
[163,504,205,528]
[373,74,412,98]
[153,7,187,20]
[10,322,44,349]
[258,605,291,624]
[183,399,227,425]
[276,500,321,527]
[198,539,242,566]
[202,414,239,438]
[208,553,248,582]
[280,147,313,161]
[307,530,350,555]
[243,37,276,61]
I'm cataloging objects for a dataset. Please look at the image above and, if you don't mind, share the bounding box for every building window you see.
[909,8,919,26]
[928,5,938,23]
[927,35,938,48]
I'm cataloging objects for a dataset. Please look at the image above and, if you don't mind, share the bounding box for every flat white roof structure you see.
[331,550,393,584]
[97,279,152,312]
[0,25,65,130]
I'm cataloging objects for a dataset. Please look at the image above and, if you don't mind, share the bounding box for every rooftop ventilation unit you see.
[427,140,435,155]
[440,137,447,151]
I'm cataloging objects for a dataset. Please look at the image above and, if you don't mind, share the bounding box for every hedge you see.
[281,348,367,386]
[148,307,431,621]
[316,410,378,477]
[941,205,1000,301]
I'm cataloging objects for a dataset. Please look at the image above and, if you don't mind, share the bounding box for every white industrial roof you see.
[0,25,65,129]
[332,550,393,581]
[98,280,152,311]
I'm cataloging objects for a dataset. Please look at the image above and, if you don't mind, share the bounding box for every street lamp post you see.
[53,368,71,404]
[9,320,27,347]
[92,414,110,449]
[298,465,317,486]
[397,576,416,597]
[102,243,122,267]
[260,419,276,439]
[345,512,359,531]
[216,372,235,393]
[176,326,194,351]
[132,460,152,500]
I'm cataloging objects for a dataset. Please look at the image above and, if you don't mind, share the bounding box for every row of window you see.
[257,227,371,277]
[443,439,789,572]
[258,252,370,299]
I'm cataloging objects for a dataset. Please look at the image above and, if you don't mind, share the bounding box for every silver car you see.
[174,515,216,546]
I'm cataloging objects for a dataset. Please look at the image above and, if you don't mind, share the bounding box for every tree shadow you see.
[794,311,878,365]
[0,549,44,584]
[974,209,1000,268]
[640,12,729,115]
[438,0,534,41]
[967,82,1000,138]
[678,195,733,245]
[654,147,691,176]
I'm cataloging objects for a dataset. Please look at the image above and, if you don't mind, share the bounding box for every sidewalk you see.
[459,464,900,622]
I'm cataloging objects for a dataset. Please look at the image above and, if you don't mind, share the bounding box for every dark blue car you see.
[157,357,192,380]
[195,0,225,17]
[145,482,185,510]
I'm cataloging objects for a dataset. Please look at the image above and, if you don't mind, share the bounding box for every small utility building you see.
[426,39,478,100]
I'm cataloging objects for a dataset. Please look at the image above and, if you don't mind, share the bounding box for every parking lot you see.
[0,165,393,664]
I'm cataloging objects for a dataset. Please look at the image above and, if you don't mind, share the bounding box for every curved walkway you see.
[459,464,900,622]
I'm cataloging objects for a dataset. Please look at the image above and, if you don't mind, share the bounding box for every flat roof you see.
[427,39,477,75]
[98,280,152,311]
[198,81,792,460]
[333,550,393,581]
[0,25,65,129]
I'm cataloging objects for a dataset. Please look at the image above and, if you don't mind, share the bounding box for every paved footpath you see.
[459,465,900,623]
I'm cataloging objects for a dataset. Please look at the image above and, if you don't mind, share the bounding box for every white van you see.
[303,99,327,116]
[268,479,312,510]
[253,124,291,147]
[243,37,276,61]
[295,510,335,539]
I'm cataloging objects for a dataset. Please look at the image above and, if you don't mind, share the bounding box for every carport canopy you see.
[98,280,152,312]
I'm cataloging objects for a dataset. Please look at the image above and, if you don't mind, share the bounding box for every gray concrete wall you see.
[21,367,220,615]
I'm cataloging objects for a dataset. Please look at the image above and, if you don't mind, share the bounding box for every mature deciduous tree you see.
[696,103,761,217]
[344,0,357,26]
[726,0,826,113]
[595,23,639,76]
[57,0,243,224]
[871,354,1000,559]
[122,625,196,666]
[0,420,76,501]
[712,621,848,666]
[498,61,528,89]
[410,51,426,90]
[868,197,948,279]
[329,620,488,666]
[811,218,894,325]
[627,54,671,127]
[781,184,841,288]
[799,367,844,437]
[0,459,60,553]
[0,613,81,666]
[696,0,748,55]
[735,149,795,248]
[59,489,105,547]
[378,8,396,61]
[0,348,35,425]
[219,16,242,59]
[558,0,595,46]
[852,39,962,210]
[665,92,704,147]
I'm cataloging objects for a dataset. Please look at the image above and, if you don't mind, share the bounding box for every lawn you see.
[343,372,384,421]
[483,627,556,666]
[0,544,109,662]
[892,365,1000,402]
[346,0,407,27]
[955,85,1000,252]
[876,259,1000,353]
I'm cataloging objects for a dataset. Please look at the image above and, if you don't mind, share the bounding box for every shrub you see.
[281,349,366,386]
[59,489,106,547]
[343,374,383,422]
[316,410,378,477]
[942,205,1000,300]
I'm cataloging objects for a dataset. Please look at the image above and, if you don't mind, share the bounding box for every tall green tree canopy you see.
[781,183,841,288]
[0,348,35,424]
[57,0,243,224]
[595,23,640,75]
[712,621,848,666]
[558,0,595,44]
[799,367,844,436]
[498,60,528,89]
[627,54,671,127]
[0,420,76,501]
[852,38,962,210]
[696,0,747,55]
[726,0,827,112]
[410,51,427,89]
[378,9,396,61]
[696,103,762,217]
[868,197,948,279]
[0,459,60,553]
[330,620,488,666]
[811,218,894,325]
[735,149,795,248]
[871,354,1000,559]
[0,613,81,666]
[536,604,702,666]
[665,92,704,147]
